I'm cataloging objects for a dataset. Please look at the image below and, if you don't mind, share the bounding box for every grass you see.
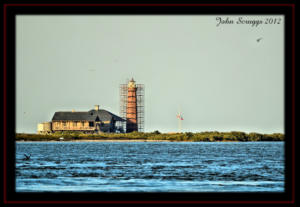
[15,131,284,142]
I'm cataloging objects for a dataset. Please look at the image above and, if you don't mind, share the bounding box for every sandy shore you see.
[73,139,173,142]
[16,139,174,142]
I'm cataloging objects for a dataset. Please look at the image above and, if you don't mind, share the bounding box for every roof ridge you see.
[52,109,125,122]
[55,111,88,113]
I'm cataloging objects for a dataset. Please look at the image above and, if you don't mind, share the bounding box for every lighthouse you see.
[126,78,138,132]
[120,78,144,133]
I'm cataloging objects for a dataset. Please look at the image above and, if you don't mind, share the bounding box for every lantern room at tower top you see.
[120,78,145,133]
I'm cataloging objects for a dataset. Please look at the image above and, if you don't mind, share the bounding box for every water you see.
[16,142,284,192]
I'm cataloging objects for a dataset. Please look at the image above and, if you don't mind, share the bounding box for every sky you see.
[16,15,284,134]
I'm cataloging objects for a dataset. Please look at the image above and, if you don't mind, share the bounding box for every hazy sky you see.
[16,15,284,133]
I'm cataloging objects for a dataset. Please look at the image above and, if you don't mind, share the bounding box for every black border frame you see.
[2,3,295,205]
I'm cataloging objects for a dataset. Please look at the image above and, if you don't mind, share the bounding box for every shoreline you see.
[15,132,284,142]
[16,139,194,142]
[16,139,172,142]
[15,139,283,143]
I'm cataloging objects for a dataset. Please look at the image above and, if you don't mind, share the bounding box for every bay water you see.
[16,142,284,192]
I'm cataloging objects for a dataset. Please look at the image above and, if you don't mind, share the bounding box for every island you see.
[16,131,284,142]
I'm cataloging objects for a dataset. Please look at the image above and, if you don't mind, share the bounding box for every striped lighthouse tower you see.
[126,78,138,132]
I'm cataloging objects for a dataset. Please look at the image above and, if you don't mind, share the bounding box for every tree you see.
[153,130,161,135]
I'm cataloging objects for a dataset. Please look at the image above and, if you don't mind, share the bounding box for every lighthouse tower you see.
[120,78,144,133]
[126,78,138,132]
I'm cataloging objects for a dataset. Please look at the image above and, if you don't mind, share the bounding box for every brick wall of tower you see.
[126,86,138,132]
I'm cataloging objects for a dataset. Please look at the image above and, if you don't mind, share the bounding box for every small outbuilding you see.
[37,122,52,134]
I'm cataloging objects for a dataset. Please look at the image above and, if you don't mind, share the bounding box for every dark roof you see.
[52,109,125,122]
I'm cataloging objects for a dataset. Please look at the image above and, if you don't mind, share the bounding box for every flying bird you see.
[257,38,263,42]
[23,154,31,160]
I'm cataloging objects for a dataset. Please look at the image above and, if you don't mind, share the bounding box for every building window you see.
[89,122,94,127]
[73,122,77,127]
[62,122,66,127]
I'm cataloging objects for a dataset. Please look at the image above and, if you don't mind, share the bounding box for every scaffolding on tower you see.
[120,79,144,132]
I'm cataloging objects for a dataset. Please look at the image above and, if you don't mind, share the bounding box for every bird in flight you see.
[257,38,263,42]
[23,154,31,160]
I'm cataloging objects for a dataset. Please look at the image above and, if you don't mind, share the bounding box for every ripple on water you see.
[16,142,284,192]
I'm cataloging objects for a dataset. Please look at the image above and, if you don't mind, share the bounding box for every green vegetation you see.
[16,131,284,142]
